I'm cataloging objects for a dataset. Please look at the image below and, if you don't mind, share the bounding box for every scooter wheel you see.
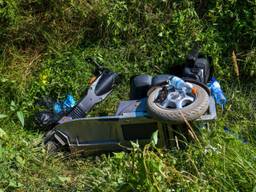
[147,83,209,122]
[45,141,60,154]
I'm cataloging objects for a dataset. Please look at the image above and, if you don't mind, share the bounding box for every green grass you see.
[1,0,256,191]
[1,53,256,191]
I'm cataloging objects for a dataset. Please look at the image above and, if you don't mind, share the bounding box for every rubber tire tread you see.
[147,84,209,122]
[45,141,59,154]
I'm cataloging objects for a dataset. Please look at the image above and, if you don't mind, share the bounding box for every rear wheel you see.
[147,83,209,122]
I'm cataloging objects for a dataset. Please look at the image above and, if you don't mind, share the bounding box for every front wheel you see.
[147,83,209,122]
[45,141,60,154]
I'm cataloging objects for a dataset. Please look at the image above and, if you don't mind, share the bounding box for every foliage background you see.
[0,0,256,191]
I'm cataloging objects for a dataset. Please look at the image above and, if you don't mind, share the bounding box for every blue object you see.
[53,102,63,114]
[53,94,76,114]
[168,76,192,93]
[63,94,76,112]
[208,77,227,108]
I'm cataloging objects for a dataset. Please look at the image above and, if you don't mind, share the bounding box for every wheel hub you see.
[156,86,195,109]
[169,91,181,100]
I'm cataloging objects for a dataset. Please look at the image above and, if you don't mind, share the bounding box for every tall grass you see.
[0,0,256,191]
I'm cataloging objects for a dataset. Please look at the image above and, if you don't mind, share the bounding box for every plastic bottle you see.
[208,77,227,107]
[168,76,195,93]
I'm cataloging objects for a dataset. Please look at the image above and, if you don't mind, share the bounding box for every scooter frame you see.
[45,96,216,155]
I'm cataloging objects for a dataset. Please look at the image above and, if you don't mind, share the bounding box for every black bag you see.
[182,49,212,84]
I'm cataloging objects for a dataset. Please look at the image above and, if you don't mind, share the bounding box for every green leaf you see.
[58,176,71,183]
[158,32,163,37]
[17,111,25,127]
[151,130,158,146]
[130,141,140,149]
[0,114,7,119]
[114,152,125,159]
[8,180,23,188]
[16,155,25,166]
[0,128,6,138]
[10,101,16,111]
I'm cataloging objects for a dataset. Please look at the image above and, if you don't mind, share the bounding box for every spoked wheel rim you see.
[154,86,196,109]
[147,83,209,122]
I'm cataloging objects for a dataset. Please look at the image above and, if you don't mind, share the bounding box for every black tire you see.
[147,83,209,122]
[45,141,60,154]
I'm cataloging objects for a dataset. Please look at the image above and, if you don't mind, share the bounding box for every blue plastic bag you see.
[53,94,76,114]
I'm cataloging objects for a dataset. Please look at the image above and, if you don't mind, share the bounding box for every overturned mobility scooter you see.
[44,51,217,155]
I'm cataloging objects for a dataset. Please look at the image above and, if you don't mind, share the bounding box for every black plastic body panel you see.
[130,75,152,99]
[152,74,172,86]
[130,74,173,100]
[60,70,118,120]
[95,71,118,96]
